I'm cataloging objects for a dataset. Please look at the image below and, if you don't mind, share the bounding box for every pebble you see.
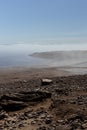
[45,118,52,124]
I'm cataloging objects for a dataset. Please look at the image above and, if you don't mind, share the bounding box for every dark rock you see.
[1,100,27,111]
[55,88,68,95]
[0,91,51,111]
[0,106,3,111]
[20,91,51,102]
[37,126,47,130]
[45,118,52,124]
[18,123,24,128]
[0,111,8,120]
[67,113,86,122]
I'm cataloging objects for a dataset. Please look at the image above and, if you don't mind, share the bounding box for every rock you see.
[21,91,51,102]
[45,118,52,124]
[56,125,72,130]
[55,88,68,95]
[1,75,87,130]
[1,100,27,111]
[40,114,46,119]
[67,114,85,122]
[0,106,3,111]
[57,119,64,123]
[18,123,24,128]
[41,79,52,85]
[37,126,47,130]
[0,111,8,120]
[26,113,33,118]
[23,80,27,83]
[82,123,87,129]
[31,120,37,125]
[0,91,51,111]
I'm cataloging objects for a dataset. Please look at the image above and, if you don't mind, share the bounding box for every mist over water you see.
[0,43,87,67]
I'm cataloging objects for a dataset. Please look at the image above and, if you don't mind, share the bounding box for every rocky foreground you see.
[1,75,87,130]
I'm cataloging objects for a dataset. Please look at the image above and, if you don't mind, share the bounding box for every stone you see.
[67,114,85,122]
[0,106,3,111]
[0,111,8,120]
[37,126,47,130]
[40,114,46,119]
[1,100,27,111]
[45,118,52,124]
[57,119,64,123]
[82,123,87,129]
[31,120,37,125]
[18,123,24,128]
[0,91,51,112]
[41,79,52,85]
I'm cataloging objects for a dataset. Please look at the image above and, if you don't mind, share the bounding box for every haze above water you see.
[0,43,87,68]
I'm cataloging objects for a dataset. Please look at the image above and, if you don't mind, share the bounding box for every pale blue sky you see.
[0,0,87,44]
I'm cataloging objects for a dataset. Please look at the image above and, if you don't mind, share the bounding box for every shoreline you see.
[0,67,72,83]
[0,49,87,82]
[0,66,87,83]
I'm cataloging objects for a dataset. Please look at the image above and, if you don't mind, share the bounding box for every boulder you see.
[1,100,27,111]
[41,79,52,85]
[0,91,51,111]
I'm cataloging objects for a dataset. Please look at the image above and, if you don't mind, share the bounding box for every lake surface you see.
[0,43,87,67]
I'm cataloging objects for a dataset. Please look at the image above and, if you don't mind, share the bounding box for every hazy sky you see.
[0,0,87,44]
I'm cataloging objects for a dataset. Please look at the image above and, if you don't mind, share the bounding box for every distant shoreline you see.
[0,50,87,83]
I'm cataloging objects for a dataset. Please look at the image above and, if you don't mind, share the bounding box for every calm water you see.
[0,43,87,67]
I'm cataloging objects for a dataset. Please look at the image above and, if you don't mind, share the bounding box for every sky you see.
[0,0,87,44]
